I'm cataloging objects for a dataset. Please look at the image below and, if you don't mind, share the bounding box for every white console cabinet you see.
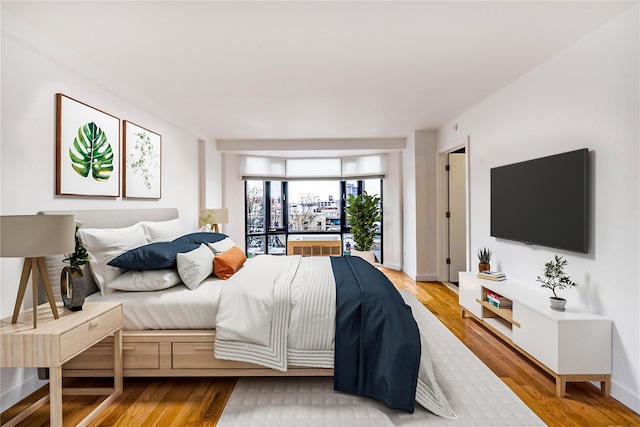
[459,272,611,397]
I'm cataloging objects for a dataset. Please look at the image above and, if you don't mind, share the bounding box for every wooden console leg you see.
[601,375,611,397]
[556,376,567,398]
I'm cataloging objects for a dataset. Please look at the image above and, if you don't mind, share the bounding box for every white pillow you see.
[107,269,181,292]
[176,244,214,290]
[141,218,186,243]
[77,223,147,296]
[208,237,236,255]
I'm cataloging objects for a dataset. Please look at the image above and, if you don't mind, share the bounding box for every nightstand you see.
[1,301,123,427]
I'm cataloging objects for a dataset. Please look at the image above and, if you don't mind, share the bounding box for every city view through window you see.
[245,179,382,262]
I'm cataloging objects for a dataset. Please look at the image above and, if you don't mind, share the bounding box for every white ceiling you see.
[2,1,635,141]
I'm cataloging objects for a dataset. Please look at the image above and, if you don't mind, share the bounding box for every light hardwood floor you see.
[2,268,639,426]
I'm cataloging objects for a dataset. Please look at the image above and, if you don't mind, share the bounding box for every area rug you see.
[217,290,545,426]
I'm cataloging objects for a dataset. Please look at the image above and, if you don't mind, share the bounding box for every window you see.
[245,179,383,262]
[287,181,340,232]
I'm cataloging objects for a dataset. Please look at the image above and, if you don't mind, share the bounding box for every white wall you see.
[382,151,403,270]
[200,138,224,211]
[1,12,204,411]
[402,133,418,278]
[221,153,246,243]
[437,6,639,412]
[403,130,439,281]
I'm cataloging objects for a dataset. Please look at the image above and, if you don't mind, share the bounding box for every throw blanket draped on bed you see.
[214,255,455,418]
[331,255,419,412]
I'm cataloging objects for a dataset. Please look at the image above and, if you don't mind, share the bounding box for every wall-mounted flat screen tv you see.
[490,148,589,253]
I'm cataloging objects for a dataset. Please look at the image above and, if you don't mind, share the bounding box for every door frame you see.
[437,136,471,282]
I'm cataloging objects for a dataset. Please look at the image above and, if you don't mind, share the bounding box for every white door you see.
[448,153,467,283]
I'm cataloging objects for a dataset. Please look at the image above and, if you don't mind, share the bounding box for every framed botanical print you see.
[56,94,120,197]
[123,121,162,199]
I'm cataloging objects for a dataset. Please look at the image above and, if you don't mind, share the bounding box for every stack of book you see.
[477,271,507,281]
[486,290,512,308]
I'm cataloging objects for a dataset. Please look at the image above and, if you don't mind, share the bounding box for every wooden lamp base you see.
[11,257,59,329]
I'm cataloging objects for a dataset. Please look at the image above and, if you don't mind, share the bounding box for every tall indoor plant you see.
[344,191,381,263]
[61,225,90,311]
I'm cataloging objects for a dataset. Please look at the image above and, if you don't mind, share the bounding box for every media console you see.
[459,272,611,397]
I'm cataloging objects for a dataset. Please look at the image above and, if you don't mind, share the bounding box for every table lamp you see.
[198,209,228,233]
[0,215,75,328]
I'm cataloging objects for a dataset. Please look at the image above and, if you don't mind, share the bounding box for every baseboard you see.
[382,262,402,271]
[415,274,439,282]
[402,266,416,280]
[442,282,460,294]
[401,266,439,282]
[611,381,640,415]
[0,369,48,413]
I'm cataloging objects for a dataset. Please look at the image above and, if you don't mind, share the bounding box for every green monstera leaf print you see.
[69,122,114,181]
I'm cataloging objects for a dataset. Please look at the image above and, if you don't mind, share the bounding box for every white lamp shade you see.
[199,209,229,227]
[0,215,75,258]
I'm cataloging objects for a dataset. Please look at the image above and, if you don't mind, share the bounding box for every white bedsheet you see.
[86,276,226,330]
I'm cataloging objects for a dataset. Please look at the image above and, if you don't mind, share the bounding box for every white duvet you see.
[214,255,456,418]
[87,277,225,330]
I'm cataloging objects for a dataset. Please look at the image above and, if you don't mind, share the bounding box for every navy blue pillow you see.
[172,232,227,245]
[108,242,200,270]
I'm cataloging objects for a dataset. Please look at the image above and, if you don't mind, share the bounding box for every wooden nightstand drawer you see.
[172,342,257,369]
[64,342,114,369]
[60,306,122,362]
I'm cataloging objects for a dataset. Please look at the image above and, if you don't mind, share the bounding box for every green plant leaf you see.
[69,122,114,181]
[344,191,381,251]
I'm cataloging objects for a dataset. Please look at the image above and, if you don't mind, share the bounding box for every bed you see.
[38,208,454,416]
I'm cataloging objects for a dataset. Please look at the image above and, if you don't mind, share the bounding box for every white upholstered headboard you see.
[38,208,179,229]
[37,208,180,302]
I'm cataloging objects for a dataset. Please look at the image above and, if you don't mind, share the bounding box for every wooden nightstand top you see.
[1,301,123,367]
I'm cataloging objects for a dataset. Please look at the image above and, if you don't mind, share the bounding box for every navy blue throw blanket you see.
[330,256,420,412]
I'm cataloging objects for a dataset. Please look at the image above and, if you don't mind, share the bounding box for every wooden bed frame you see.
[63,330,332,378]
[39,208,333,379]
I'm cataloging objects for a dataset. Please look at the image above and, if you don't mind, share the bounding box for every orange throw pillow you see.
[213,246,247,279]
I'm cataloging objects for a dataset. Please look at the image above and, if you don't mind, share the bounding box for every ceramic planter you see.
[550,296,567,311]
[351,249,376,264]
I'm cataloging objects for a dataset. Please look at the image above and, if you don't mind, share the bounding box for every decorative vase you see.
[550,297,567,311]
[60,267,86,311]
[479,263,491,272]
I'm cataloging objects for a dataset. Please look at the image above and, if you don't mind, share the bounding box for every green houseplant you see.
[477,247,492,272]
[536,255,577,311]
[61,225,90,311]
[344,191,381,263]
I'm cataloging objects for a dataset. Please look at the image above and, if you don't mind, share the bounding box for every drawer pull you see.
[89,320,99,328]
[193,346,212,351]
[123,346,136,352]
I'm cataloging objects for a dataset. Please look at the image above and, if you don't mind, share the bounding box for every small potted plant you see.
[61,226,90,311]
[344,191,381,264]
[478,247,491,272]
[536,255,577,311]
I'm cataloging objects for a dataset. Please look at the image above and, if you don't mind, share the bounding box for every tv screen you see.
[490,148,589,253]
